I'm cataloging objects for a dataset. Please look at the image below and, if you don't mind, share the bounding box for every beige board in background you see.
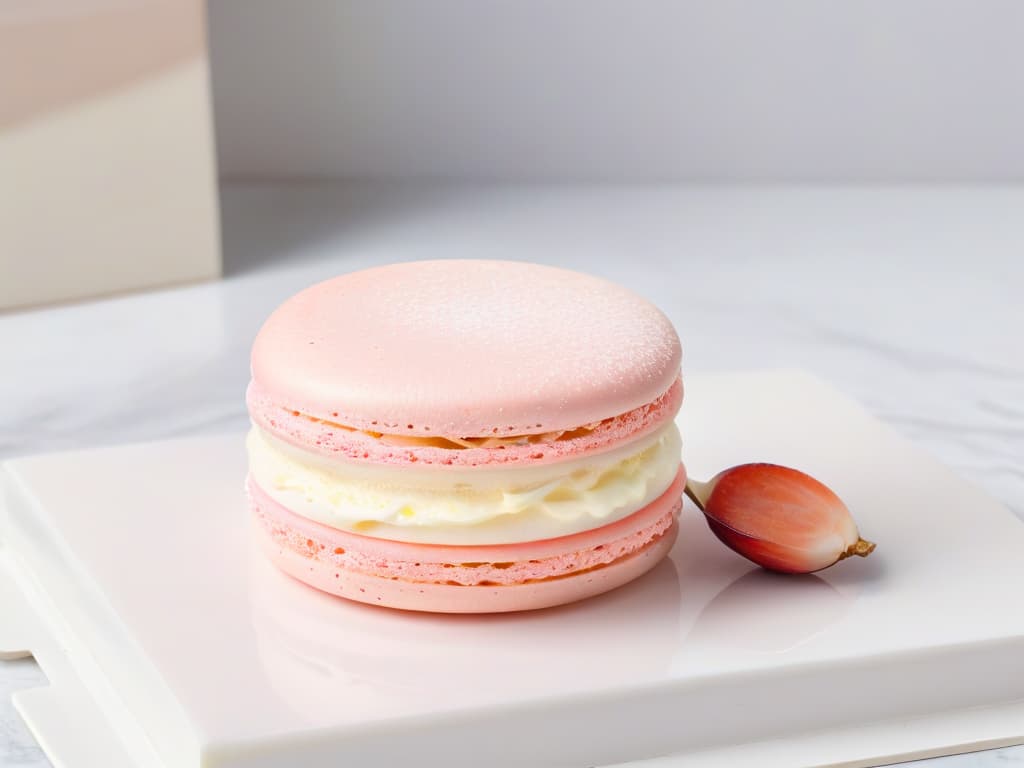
[0,0,220,310]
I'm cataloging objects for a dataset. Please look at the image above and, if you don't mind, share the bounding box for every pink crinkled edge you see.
[247,377,682,468]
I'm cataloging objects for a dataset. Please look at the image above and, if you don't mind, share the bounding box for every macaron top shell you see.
[251,260,681,438]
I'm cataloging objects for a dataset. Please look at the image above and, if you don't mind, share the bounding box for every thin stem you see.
[683,480,708,511]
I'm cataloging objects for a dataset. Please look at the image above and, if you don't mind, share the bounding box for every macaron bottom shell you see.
[249,470,684,613]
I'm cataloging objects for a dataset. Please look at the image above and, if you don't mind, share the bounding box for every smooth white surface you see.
[209,1,1024,180]
[1,182,1023,767]
[3,371,1024,767]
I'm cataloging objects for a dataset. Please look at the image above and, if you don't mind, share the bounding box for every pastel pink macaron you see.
[246,260,685,612]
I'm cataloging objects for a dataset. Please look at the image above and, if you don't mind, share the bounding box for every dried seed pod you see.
[685,463,875,574]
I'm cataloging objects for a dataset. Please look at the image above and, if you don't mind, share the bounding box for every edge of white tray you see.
[0,548,138,767]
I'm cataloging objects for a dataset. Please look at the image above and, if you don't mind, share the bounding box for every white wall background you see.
[208,0,1024,181]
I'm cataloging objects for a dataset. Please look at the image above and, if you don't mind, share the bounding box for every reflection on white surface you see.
[249,535,684,725]
[687,569,854,654]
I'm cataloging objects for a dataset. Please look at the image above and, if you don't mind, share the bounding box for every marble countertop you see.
[1,182,1022,767]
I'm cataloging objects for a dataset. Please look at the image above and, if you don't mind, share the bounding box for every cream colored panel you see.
[0,0,220,309]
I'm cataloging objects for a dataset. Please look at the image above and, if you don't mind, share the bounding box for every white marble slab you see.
[1,182,1022,767]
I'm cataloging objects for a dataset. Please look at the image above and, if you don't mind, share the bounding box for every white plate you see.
[2,371,1023,768]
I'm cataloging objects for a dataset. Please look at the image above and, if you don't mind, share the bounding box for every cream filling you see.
[247,422,682,545]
